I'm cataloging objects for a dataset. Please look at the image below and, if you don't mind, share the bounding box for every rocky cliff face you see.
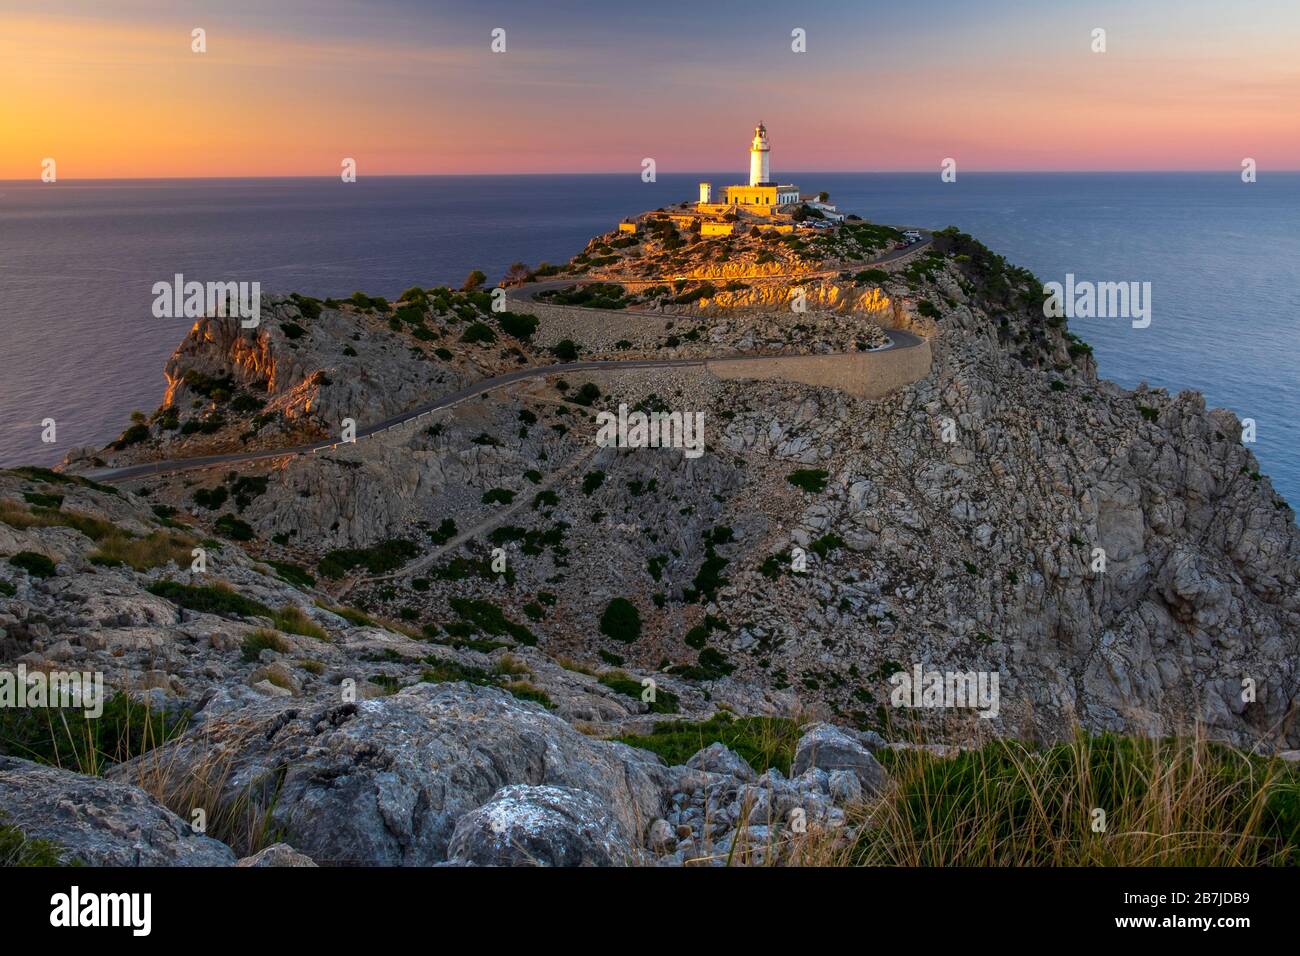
[5,219,1297,866]
[61,226,1300,750]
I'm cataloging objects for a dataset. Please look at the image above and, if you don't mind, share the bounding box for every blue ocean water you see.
[1,173,1296,505]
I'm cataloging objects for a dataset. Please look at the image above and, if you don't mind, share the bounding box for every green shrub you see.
[22,492,63,509]
[111,423,150,450]
[599,598,641,643]
[786,468,829,494]
[0,816,67,866]
[616,713,801,775]
[858,734,1300,867]
[267,561,315,589]
[421,658,495,686]
[214,514,255,541]
[241,628,289,662]
[505,681,555,709]
[271,605,326,639]
[147,580,272,619]
[566,382,601,407]
[9,552,55,578]
[599,671,679,714]
[429,518,458,544]
[0,693,188,775]
[460,321,497,344]
[551,340,580,361]
[682,646,734,681]
[231,475,268,509]
[497,311,539,340]
[809,533,845,558]
[230,393,265,415]
[317,539,418,578]
[289,293,323,319]
[448,597,536,645]
[192,486,228,510]
[323,604,376,628]
[672,282,716,305]
[5,467,118,497]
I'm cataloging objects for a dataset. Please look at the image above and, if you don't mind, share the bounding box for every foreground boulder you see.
[791,724,888,795]
[447,784,635,866]
[234,843,318,867]
[0,756,236,866]
[109,682,667,866]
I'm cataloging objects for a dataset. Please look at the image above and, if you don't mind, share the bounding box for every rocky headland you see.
[2,215,1297,867]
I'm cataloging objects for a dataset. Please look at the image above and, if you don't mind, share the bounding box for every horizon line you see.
[4,169,1299,183]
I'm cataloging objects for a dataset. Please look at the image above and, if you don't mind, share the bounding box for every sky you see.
[3,0,1299,177]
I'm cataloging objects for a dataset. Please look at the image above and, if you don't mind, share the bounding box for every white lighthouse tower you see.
[749,122,770,186]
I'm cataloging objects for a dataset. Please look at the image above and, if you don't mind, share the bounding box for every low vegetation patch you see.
[89,530,194,572]
[853,733,1300,866]
[147,581,272,620]
[241,628,290,663]
[318,539,418,579]
[267,560,315,589]
[598,671,679,714]
[616,713,802,775]
[271,605,327,639]
[0,816,67,866]
[598,597,641,643]
[449,597,537,646]
[8,551,56,579]
[0,694,188,776]
[786,468,829,494]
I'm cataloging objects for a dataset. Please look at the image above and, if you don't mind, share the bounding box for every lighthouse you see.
[749,122,771,186]
[698,123,801,213]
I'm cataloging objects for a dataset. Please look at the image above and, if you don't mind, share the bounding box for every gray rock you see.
[0,756,236,866]
[827,769,863,806]
[648,818,676,852]
[447,785,635,866]
[686,742,757,782]
[791,723,889,795]
[234,842,317,867]
[109,682,664,866]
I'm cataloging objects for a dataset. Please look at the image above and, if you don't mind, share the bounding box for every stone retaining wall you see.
[707,339,932,400]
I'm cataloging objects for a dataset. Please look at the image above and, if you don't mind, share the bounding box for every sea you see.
[1,173,1296,505]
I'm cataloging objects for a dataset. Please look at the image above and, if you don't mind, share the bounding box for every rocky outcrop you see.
[0,756,236,866]
[234,843,318,867]
[109,683,668,866]
[791,724,889,795]
[4,215,1298,868]
[446,784,636,866]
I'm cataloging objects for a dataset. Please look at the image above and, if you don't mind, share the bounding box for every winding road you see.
[84,330,925,484]
[83,230,934,485]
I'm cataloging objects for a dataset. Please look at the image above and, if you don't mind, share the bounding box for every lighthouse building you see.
[698,123,800,214]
